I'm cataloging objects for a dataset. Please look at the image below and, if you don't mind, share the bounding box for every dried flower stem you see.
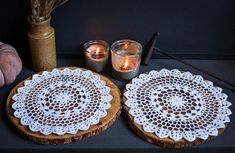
[29,0,68,23]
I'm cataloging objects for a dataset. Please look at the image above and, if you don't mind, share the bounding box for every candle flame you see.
[124,43,128,49]
[124,59,129,69]
[96,47,100,54]
[120,58,130,71]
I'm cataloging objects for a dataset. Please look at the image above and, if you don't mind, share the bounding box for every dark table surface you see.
[0,59,235,153]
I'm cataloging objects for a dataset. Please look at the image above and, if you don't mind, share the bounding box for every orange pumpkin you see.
[0,42,22,87]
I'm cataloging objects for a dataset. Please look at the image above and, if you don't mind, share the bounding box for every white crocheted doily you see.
[12,68,112,135]
[124,69,232,142]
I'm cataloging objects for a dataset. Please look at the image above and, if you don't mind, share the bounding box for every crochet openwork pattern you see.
[12,68,112,135]
[124,69,232,142]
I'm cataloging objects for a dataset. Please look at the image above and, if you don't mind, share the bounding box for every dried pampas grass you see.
[29,0,68,23]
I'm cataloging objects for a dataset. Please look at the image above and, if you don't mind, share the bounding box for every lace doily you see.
[12,68,112,135]
[124,69,232,142]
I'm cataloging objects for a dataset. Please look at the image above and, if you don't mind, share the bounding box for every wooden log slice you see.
[122,72,227,148]
[6,67,121,144]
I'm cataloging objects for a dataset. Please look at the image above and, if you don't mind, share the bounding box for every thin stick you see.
[142,32,160,65]
[154,47,235,93]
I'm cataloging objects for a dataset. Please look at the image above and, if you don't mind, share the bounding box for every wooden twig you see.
[28,0,69,23]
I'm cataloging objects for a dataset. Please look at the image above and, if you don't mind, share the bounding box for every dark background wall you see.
[1,0,235,60]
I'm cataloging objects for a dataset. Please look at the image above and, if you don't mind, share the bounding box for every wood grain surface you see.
[6,67,122,144]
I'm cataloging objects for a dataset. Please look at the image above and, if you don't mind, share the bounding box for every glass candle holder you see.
[84,40,109,72]
[111,40,142,81]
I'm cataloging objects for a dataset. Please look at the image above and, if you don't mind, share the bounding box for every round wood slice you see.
[122,73,227,148]
[6,67,121,144]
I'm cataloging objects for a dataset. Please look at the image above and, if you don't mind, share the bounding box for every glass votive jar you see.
[84,40,109,72]
[111,40,142,81]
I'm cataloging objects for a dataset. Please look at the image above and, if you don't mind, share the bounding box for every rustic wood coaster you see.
[122,69,231,148]
[123,97,227,148]
[6,67,121,144]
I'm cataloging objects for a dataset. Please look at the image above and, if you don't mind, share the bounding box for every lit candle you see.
[84,40,109,72]
[111,40,142,81]
[120,58,130,71]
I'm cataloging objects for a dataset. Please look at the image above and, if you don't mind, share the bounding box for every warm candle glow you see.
[84,40,109,72]
[120,57,131,71]
[111,40,142,80]
[91,47,105,60]
[96,47,100,55]
[124,59,129,69]
[124,43,128,49]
